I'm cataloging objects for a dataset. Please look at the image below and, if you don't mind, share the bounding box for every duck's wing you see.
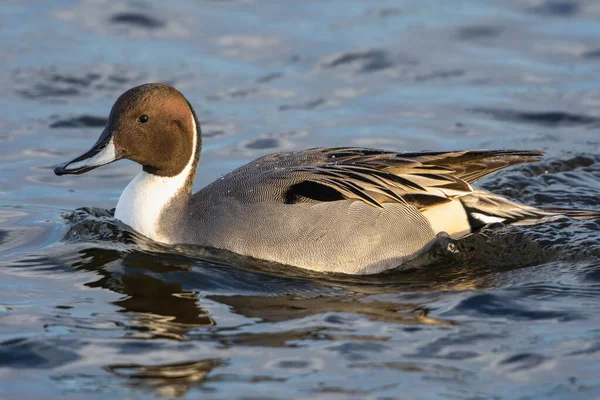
[202,148,542,210]
[278,158,464,209]
[264,148,543,210]
[400,149,544,184]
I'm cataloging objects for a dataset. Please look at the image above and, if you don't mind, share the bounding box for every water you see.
[1,0,600,398]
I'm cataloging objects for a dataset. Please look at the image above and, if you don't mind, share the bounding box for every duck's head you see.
[54,83,200,178]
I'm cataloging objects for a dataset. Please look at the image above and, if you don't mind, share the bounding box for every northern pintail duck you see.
[54,83,600,275]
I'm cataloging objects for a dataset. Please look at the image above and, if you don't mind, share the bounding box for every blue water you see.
[1,0,600,398]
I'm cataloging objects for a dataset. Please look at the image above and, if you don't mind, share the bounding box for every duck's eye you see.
[139,114,149,123]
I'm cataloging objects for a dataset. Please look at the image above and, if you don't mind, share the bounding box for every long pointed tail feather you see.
[537,207,600,221]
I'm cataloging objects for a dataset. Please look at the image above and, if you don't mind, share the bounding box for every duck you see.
[54,83,600,275]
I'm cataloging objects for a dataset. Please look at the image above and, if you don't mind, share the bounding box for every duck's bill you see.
[54,129,122,175]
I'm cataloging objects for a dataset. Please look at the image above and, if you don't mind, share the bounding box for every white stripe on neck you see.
[114,114,197,243]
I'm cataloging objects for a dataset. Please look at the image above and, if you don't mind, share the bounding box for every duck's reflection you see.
[211,293,450,326]
[202,293,453,349]
[115,274,214,340]
[71,247,214,341]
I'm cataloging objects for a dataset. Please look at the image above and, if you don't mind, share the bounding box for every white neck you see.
[114,114,197,243]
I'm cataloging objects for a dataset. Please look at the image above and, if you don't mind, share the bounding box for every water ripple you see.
[471,108,600,127]
[321,49,395,73]
[49,115,107,129]
[443,292,578,321]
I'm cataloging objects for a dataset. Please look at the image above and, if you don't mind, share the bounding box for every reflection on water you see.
[114,275,213,340]
[212,293,452,326]
[106,359,222,398]
[70,247,213,340]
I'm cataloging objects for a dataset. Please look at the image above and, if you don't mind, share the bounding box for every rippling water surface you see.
[2,1,600,398]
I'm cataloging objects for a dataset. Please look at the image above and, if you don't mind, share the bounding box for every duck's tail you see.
[458,191,600,231]
[535,207,600,221]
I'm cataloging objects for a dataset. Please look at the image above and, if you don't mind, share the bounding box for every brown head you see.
[54,83,201,178]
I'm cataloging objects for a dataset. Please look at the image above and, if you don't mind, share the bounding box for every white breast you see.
[114,114,197,243]
[114,171,181,243]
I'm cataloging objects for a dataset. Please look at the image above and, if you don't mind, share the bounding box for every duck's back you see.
[168,148,545,274]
